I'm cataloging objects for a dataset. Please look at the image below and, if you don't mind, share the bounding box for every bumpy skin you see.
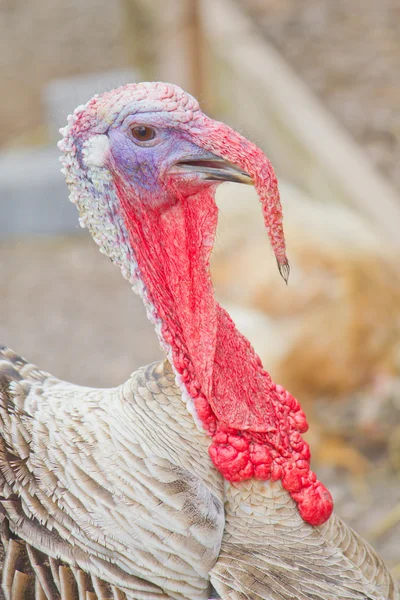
[0,348,398,600]
[60,82,332,527]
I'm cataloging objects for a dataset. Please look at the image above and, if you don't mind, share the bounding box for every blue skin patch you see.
[106,113,215,196]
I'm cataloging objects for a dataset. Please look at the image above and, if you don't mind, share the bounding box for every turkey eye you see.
[131,125,156,142]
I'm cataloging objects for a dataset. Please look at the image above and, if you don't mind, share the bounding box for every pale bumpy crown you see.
[58,82,209,431]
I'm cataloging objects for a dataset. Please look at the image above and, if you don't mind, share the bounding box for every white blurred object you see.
[213,181,400,402]
[44,69,139,141]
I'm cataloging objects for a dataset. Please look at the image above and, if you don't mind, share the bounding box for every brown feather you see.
[34,578,47,600]
[59,566,78,600]
[25,546,59,600]
[2,540,24,599]
[11,570,34,600]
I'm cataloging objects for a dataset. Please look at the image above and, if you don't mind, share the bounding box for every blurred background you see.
[1,0,400,577]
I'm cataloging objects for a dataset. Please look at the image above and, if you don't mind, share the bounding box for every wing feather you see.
[211,480,399,600]
[0,348,224,600]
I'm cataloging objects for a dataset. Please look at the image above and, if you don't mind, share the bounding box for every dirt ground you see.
[1,234,399,577]
[0,235,162,387]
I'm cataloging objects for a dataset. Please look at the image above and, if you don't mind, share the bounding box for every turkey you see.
[0,82,398,600]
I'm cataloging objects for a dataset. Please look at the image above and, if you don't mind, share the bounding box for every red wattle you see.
[112,162,333,528]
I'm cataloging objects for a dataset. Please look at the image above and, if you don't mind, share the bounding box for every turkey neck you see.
[113,174,333,527]
[113,175,272,430]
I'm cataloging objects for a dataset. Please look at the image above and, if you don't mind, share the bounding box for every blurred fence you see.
[124,0,400,246]
[1,0,400,242]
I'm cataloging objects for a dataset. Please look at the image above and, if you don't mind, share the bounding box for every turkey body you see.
[0,347,224,600]
[213,482,400,600]
[1,80,399,600]
[0,347,399,600]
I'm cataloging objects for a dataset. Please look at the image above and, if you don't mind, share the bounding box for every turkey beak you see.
[173,155,253,185]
